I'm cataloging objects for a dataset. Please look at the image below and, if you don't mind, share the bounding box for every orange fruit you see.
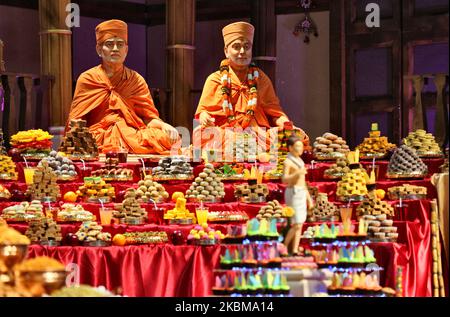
[63,191,78,203]
[172,191,185,203]
[113,234,127,246]
[283,207,295,218]
[258,152,271,163]
[375,189,386,200]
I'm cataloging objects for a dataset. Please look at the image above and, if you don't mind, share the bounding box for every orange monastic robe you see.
[194,67,291,150]
[67,65,174,154]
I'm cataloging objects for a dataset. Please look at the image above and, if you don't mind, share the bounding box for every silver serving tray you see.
[239,196,267,204]
[119,217,146,225]
[83,240,111,247]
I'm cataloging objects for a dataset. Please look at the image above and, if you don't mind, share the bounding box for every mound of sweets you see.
[356,123,396,158]
[152,156,193,180]
[313,132,350,160]
[113,188,147,224]
[10,129,53,159]
[403,129,442,157]
[38,151,77,180]
[187,225,225,245]
[0,155,18,180]
[362,214,398,242]
[356,192,395,218]
[75,221,111,245]
[2,201,44,222]
[76,177,115,203]
[186,163,225,202]
[27,160,61,202]
[135,175,169,203]
[324,157,350,179]
[308,193,338,222]
[0,225,31,245]
[387,184,427,200]
[57,204,94,222]
[91,157,133,181]
[234,182,269,203]
[59,119,99,159]
[25,217,62,244]
[15,256,65,272]
[387,145,428,177]
[336,165,369,199]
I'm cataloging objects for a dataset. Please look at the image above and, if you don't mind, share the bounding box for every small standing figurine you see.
[282,136,314,255]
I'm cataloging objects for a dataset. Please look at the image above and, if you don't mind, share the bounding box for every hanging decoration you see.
[293,0,319,43]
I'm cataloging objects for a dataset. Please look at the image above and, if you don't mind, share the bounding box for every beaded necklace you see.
[220,59,259,124]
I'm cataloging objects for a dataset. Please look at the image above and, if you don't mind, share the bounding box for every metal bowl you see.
[83,240,111,247]
[0,244,29,271]
[337,195,366,202]
[119,217,146,226]
[239,196,267,204]
[40,240,61,247]
[167,218,194,225]
[386,172,428,179]
[15,270,67,296]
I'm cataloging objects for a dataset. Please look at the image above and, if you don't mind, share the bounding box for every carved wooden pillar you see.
[39,0,73,126]
[250,0,277,82]
[166,0,195,131]
[0,39,5,73]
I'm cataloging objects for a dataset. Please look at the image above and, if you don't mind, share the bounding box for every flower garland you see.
[220,59,259,124]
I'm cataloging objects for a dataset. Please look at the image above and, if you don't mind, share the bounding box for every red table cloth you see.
[26,244,222,297]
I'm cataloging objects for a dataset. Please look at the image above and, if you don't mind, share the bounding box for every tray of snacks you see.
[207,211,249,223]
[387,193,426,200]
[313,133,350,161]
[151,156,194,181]
[403,129,443,158]
[121,232,169,244]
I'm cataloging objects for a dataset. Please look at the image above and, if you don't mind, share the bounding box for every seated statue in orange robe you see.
[67,19,179,154]
[193,22,309,156]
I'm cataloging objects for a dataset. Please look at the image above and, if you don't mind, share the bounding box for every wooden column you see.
[250,0,277,82]
[39,0,72,127]
[166,0,195,131]
[0,39,5,72]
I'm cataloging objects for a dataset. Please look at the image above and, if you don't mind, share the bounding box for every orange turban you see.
[222,22,255,47]
[95,19,128,44]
